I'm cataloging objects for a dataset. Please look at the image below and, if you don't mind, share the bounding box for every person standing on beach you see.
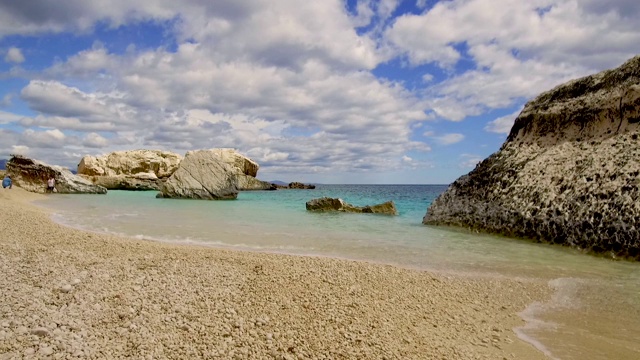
[2,174,12,189]
[46,176,56,193]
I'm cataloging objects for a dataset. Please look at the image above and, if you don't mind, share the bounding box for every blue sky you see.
[1,0,639,184]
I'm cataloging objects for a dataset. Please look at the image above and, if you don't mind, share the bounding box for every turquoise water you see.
[36,185,640,359]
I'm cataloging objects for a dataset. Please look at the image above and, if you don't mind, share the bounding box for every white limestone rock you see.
[157,149,240,200]
[77,150,182,190]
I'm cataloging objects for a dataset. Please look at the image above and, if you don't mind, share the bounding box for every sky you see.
[1,0,639,184]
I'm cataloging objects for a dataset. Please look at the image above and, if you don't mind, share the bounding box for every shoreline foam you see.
[1,187,550,359]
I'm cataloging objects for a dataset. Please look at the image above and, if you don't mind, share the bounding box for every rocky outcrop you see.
[288,182,316,189]
[77,150,182,190]
[272,182,316,189]
[423,55,640,259]
[78,149,273,191]
[157,149,239,200]
[203,148,273,191]
[306,197,398,215]
[82,174,163,191]
[6,155,107,194]
[238,176,277,191]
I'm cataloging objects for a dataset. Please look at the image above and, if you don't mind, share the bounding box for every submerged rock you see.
[6,155,107,194]
[423,55,640,260]
[306,197,398,215]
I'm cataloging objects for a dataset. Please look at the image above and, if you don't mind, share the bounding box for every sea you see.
[35,184,640,360]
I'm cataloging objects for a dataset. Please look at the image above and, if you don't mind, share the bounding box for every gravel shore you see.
[0,187,550,359]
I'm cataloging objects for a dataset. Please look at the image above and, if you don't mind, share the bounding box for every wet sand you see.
[0,187,550,359]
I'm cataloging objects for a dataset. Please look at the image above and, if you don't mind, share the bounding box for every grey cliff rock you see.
[423,55,640,259]
[217,149,273,190]
[6,155,107,194]
[306,197,398,215]
[237,175,277,191]
[157,149,240,200]
[78,150,182,190]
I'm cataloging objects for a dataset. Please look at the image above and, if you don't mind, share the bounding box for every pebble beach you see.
[0,187,551,359]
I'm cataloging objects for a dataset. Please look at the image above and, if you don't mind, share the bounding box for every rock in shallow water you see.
[157,149,239,200]
[423,55,640,260]
[77,150,182,190]
[156,149,276,199]
[306,197,398,215]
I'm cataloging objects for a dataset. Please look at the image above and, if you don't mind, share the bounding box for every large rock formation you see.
[207,149,274,191]
[423,55,640,259]
[306,197,398,215]
[6,155,107,194]
[77,150,182,190]
[157,149,241,200]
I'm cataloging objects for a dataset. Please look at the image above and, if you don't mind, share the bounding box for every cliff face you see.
[6,155,107,194]
[423,55,640,259]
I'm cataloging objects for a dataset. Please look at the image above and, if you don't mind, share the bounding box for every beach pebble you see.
[0,190,555,360]
[30,327,50,337]
[39,346,54,355]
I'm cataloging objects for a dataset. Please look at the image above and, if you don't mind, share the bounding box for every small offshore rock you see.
[306,197,398,215]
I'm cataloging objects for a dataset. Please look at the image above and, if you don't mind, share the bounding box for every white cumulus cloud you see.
[1,0,639,183]
[4,47,25,63]
[386,0,640,120]
[436,133,464,145]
